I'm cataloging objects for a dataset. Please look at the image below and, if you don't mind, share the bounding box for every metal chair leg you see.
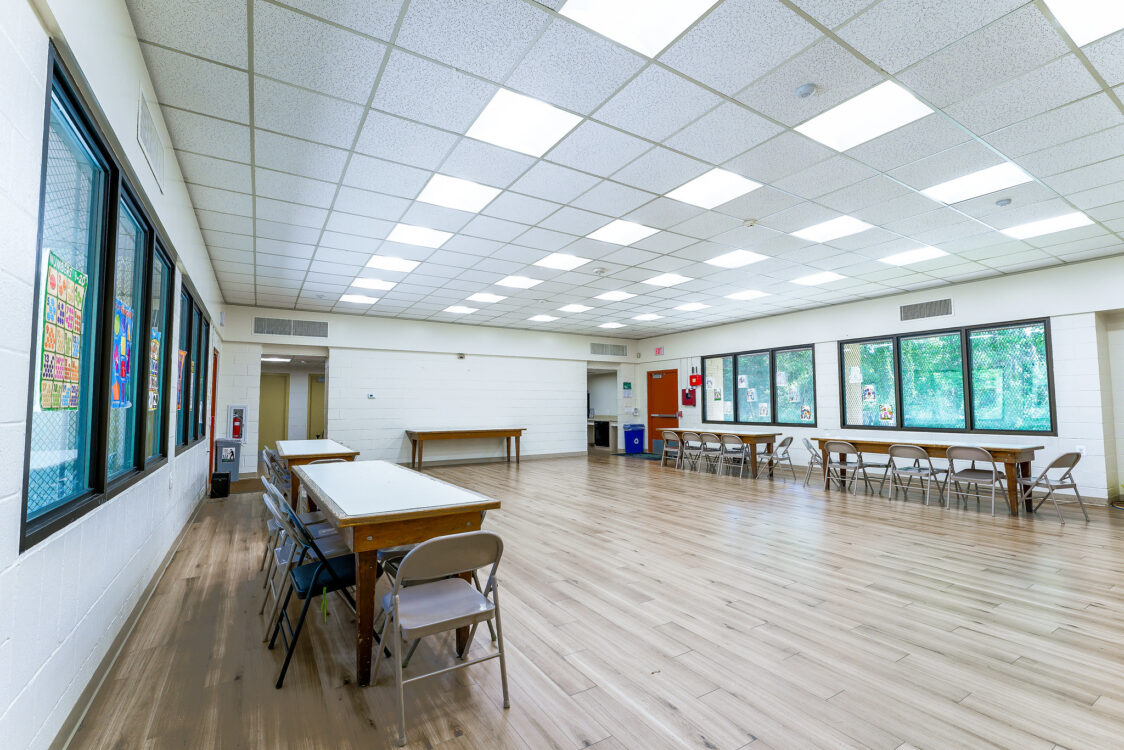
[394,615,407,747]
[1073,486,1090,522]
[493,583,510,709]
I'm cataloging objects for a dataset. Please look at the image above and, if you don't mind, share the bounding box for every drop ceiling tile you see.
[371,50,497,132]
[320,231,378,254]
[255,198,329,228]
[632,231,696,253]
[178,152,252,192]
[713,186,802,222]
[897,5,1068,108]
[570,182,656,217]
[738,40,883,128]
[396,0,548,80]
[400,202,475,233]
[845,113,971,172]
[624,197,704,229]
[757,201,838,233]
[204,231,253,251]
[128,0,247,66]
[509,162,600,203]
[253,130,349,182]
[257,219,323,244]
[256,237,315,258]
[1088,200,1124,222]
[611,147,710,194]
[773,156,877,200]
[1016,125,1124,177]
[490,245,546,263]
[511,227,577,251]
[944,54,1100,135]
[195,209,252,235]
[343,154,429,198]
[324,211,395,238]
[837,0,1025,73]
[818,176,911,214]
[789,0,877,29]
[889,140,1003,190]
[506,18,645,114]
[354,110,458,170]
[535,206,609,235]
[212,258,255,275]
[187,184,253,216]
[661,0,820,95]
[663,101,784,165]
[1066,180,1124,210]
[852,192,942,225]
[1084,29,1124,86]
[671,211,743,240]
[983,94,1124,158]
[950,180,1056,220]
[253,0,386,103]
[256,264,306,280]
[545,120,652,177]
[442,236,504,257]
[254,77,364,148]
[439,138,536,188]
[162,108,250,163]
[723,131,835,183]
[481,193,560,225]
[209,246,253,264]
[460,215,528,243]
[472,257,527,275]
[256,252,310,271]
[254,167,337,208]
[334,186,411,221]
[1042,154,1124,195]
[594,66,722,142]
[140,43,249,122]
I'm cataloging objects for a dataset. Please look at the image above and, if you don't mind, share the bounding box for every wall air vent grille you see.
[253,317,329,337]
[591,342,628,356]
[900,298,952,321]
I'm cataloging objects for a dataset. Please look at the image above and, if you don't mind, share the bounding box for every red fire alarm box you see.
[689,373,702,387]
[682,388,697,406]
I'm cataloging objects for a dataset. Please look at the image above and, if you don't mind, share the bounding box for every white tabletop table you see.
[294,460,501,686]
[274,439,359,504]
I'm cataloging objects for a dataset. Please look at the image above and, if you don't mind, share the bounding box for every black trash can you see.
[210,472,230,498]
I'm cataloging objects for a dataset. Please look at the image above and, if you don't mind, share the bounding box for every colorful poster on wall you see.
[746,388,756,402]
[879,403,894,423]
[176,349,187,410]
[862,384,876,402]
[110,299,134,408]
[148,331,161,410]
[38,252,88,410]
[787,385,799,403]
[737,374,748,388]
[757,402,769,418]
[800,405,813,421]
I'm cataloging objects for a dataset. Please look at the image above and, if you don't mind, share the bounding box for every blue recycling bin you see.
[624,424,645,454]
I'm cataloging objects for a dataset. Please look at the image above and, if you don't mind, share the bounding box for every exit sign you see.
[654,347,664,355]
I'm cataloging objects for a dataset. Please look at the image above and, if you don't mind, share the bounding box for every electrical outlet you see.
[367,393,376,399]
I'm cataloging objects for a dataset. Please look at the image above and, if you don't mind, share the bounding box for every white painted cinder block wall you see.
[0,1,220,747]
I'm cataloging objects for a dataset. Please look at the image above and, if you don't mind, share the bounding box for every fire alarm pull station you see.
[228,405,247,443]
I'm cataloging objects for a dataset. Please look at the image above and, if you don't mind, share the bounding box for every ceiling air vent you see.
[900,298,952,322]
[591,342,628,356]
[253,317,328,338]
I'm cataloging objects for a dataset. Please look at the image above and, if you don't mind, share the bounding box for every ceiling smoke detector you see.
[795,83,817,99]
[995,198,1013,207]
[591,266,608,275]
[743,218,758,227]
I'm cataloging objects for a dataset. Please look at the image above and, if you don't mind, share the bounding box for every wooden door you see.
[307,373,326,439]
[258,372,289,453]
[646,369,679,452]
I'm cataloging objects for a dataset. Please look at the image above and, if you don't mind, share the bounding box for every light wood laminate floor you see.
[69,455,1124,749]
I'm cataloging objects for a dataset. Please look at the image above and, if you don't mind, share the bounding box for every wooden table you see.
[405,428,525,470]
[812,437,1044,515]
[662,428,780,478]
[275,439,359,505]
[295,460,501,686]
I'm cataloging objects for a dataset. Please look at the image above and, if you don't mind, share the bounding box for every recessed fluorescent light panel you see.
[465,292,505,305]
[340,293,379,304]
[791,271,845,286]
[367,255,420,272]
[642,273,692,287]
[598,322,626,329]
[1043,0,1124,46]
[792,215,873,243]
[443,305,478,314]
[666,168,762,209]
[880,246,947,266]
[261,356,291,363]
[921,163,1032,204]
[595,290,636,301]
[559,0,715,57]
[725,289,770,301]
[633,313,663,321]
[1000,212,1094,239]
[587,219,659,245]
[674,302,710,311]
[795,81,933,151]
[387,223,452,248]
[534,252,591,271]
[351,278,396,291]
[558,304,593,313]
[466,88,581,157]
[496,275,543,289]
[528,314,558,322]
[416,174,501,213]
[705,249,767,268]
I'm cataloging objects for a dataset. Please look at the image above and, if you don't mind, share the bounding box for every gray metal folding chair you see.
[678,431,703,471]
[1018,451,1089,523]
[717,434,748,477]
[373,531,509,747]
[758,436,797,481]
[802,437,823,487]
[698,432,723,473]
[660,431,682,468]
[883,444,945,506]
[944,446,1005,515]
[294,457,344,518]
[823,440,881,494]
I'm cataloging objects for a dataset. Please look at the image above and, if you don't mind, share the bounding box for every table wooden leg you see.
[355,549,380,686]
[455,571,473,657]
[749,442,759,479]
[515,435,520,463]
[765,442,775,478]
[506,436,511,463]
[417,439,424,471]
[1018,460,1033,513]
[410,439,417,469]
[1003,462,1021,515]
[822,448,830,490]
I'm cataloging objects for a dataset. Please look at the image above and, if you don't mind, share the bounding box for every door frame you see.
[208,349,218,489]
[306,372,326,439]
[258,371,290,453]
[646,368,680,452]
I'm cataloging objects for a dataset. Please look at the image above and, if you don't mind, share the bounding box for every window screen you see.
[774,348,815,424]
[735,351,771,423]
[841,339,897,427]
[106,200,146,478]
[901,332,965,429]
[703,355,734,422]
[176,289,190,445]
[145,251,171,460]
[969,322,1051,431]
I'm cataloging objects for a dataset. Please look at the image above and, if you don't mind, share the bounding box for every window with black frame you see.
[702,355,734,422]
[702,345,816,425]
[175,288,209,447]
[145,248,172,461]
[841,338,897,427]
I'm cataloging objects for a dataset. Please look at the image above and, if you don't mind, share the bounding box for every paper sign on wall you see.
[737,374,748,388]
[801,405,812,421]
[37,252,87,411]
[148,331,161,410]
[110,299,134,409]
[849,366,862,384]
[775,371,787,386]
[862,384,876,402]
[177,349,187,410]
[746,388,756,402]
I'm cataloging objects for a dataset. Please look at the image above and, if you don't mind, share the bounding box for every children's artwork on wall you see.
[737,374,747,388]
[787,385,799,403]
[862,384,876,402]
[775,371,787,386]
[758,402,769,418]
[110,299,134,409]
[704,377,715,389]
[713,389,723,401]
[879,403,894,422]
[849,366,862,384]
[800,405,812,421]
[746,388,756,402]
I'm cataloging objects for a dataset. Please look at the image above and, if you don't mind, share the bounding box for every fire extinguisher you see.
[232,414,242,440]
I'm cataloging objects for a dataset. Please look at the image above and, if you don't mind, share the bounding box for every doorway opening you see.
[587,366,619,453]
[258,352,327,455]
